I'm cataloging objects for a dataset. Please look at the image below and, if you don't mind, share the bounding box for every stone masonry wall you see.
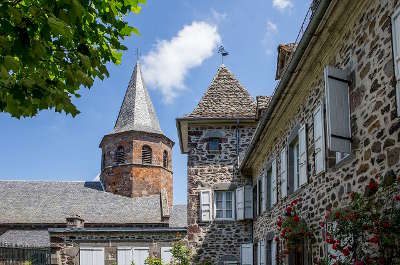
[100,131,173,206]
[50,230,185,265]
[187,124,256,264]
[251,0,400,263]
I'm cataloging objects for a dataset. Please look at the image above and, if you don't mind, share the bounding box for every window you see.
[161,247,172,264]
[392,6,400,116]
[208,138,220,151]
[115,146,125,164]
[163,150,168,168]
[236,186,253,220]
[288,125,307,194]
[142,145,152,165]
[289,137,300,193]
[80,247,104,265]
[266,168,272,210]
[214,190,235,220]
[313,104,326,174]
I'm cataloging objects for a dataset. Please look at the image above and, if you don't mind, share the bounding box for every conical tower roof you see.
[186,65,256,119]
[112,61,163,135]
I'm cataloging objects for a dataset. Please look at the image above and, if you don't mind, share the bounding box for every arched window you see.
[142,145,152,165]
[115,146,125,164]
[163,150,168,168]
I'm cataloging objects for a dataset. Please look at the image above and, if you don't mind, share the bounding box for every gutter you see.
[239,0,332,173]
[48,227,187,233]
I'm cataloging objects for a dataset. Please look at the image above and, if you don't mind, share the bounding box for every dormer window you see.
[163,150,168,168]
[208,138,220,151]
[115,146,125,164]
[142,145,152,165]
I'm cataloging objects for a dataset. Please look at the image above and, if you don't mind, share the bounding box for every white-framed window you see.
[214,190,235,220]
[289,136,300,193]
[336,152,350,164]
[288,124,307,194]
[313,104,326,174]
[80,247,104,265]
[392,5,400,116]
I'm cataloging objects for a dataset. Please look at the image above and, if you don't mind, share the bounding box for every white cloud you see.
[272,0,293,10]
[266,21,278,35]
[142,21,221,103]
[211,9,227,23]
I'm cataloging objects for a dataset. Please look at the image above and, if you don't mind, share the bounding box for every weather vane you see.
[218,45,229,64]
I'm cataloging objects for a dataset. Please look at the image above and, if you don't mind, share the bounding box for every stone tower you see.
[176,65,258,264]
[100,61,174,206]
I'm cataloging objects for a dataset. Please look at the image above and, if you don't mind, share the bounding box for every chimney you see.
[275,43,297,80]
[66,215,85,228]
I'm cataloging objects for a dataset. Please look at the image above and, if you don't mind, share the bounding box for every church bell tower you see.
[99,61,174,206]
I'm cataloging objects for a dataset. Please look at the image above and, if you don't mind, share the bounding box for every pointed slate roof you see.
[186,65,256,119]
[112,61,163,134]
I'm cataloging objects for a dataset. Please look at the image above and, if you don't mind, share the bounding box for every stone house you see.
[0,61,186,265]
[239,0,400,264]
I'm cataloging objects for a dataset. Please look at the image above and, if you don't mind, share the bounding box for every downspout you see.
[239,0,332,173]
[236,119,240,171]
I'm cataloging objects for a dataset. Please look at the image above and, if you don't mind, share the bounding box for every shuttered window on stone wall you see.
[313,104,326,174]
[392,6,400,116]
[324,66,351,154]
[142,145,152,165]
[271,159,277,206]
[298,124,308,187]
[241,243,253,265]
[214,190,235,220]
[115,146,125,164]
[200,190,212,222]
[280,147,288,198]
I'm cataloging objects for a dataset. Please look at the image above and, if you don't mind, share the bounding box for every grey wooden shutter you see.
[392,7,400,116]
[244,185,253,219]
[256,180,260,216]
[200,190,212,222]
[298,124,308,186]
[271,240,277,265]
[236,187,245,220]
[261,175,266,213]
[271,159,277,205]
[313,104,325,174]
[260,240,266,265]
[280,147,288,198]
[241,243,253,265]
[324,66,351,154]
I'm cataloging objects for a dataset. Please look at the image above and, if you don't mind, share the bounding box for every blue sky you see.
[0,0,311,204]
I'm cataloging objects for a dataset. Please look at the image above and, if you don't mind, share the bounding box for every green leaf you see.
[111,51,122,64]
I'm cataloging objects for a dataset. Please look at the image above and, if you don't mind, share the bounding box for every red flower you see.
[342,247,350,257]
[335,211,340,219]
[319,222,325,228]
[369,179,377,191]
[382,221,391,228]
[293,215,300,222]
[291,199,297,206]
[397,176,400,181]
[332,244,337,250]
[353,212,359,219]
[395,195,400,201]
[286,206,293,215]
[369,236,378,244]
[375,174,379,180]
[327,238,334,244]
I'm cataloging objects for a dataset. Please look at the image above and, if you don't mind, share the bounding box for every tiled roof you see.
[0,230,50,247]
[256,96,272,110]
[169,205,187,228]
[186,65,256,119]
[112,61,163,135]
[0,181,162,224]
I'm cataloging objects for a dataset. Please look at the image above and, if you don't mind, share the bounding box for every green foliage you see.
[322,172,400,265]
[171,241,192,265]
[23,260,32,265]
[145,256,162,265]
[0,0,145,118]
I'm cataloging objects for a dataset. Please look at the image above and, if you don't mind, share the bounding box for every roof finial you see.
[218,45,229,65]
[136,48,141,61]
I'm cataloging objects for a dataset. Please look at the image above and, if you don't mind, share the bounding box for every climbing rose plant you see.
[319,172,400,265]
[276,198,312,260]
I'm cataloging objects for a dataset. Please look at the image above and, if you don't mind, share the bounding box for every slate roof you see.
[112,61,163,135]
[169,205,187,228]
[186,65,256,119]
[256,96,272,111]
[0,230,50,247]
[0,181,162,224]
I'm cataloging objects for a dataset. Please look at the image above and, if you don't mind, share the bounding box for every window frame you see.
[115,146,126,164]
[141,145,152,165]
[162,150,168,168]
[207,137,220,151]
[213,190,235,221]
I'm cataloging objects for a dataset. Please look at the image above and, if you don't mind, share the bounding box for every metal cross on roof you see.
[218,45,229,64]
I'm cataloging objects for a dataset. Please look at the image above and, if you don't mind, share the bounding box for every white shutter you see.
[256,180,260,216]
[271,241,277,265]
[260,240,266,265]
[241,243,253,265]
[392,7,400,116]
[80,249,92,265]
[298,124,308,186]
[271,159,277,205]
[133,248,149,265]
[200,190,212,222]
[261,176,266,213]
[324,66,351,154]
[80,247,104,265]
[280,147,287,198]
[313,104,325,174]
[236,187,244,220]
[244,185,253,219]
[257,242,261,265]
[118,248,133,265]
[161,247,172,264]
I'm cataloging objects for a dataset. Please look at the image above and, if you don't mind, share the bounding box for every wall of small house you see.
[50,231,185,265]
[251,0,400,263]
[186,124,256,264]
